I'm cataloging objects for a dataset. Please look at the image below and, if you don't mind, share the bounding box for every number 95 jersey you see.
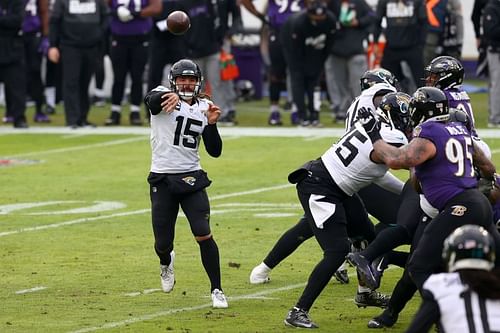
[150,98,211,174]
[321,122,408,196]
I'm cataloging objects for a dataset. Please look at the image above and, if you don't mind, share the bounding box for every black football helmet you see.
[442,225,496,272]
[168,59,203,100]
[377,92,412,134]
[409,87,449,126]
[424,56,464,89]
[360,68,398,91]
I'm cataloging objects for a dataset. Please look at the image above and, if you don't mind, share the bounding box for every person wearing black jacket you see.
[0,0,28,128]
[483,0,500,127]
[47,0,108,128]
[325,0,375,123]
[373,0,427,93]
[281,0,338,127]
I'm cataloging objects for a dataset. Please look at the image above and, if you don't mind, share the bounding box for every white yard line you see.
[7,137,146,158]
[69,282,307,333]
[0,184,294,238]
[15,286,47,294]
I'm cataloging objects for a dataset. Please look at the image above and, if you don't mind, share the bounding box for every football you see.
[167,11,191,35]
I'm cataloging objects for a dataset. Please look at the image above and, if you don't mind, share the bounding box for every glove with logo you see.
[357,107,382,143]
[117,6,135,22]
[38,36,50,55]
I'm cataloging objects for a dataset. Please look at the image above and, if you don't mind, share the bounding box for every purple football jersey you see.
[414,121,477,211]
[268,0,304,28]
[444,87,478,137]
[23,0,42,33]
[493,201,500,229]
[110,0,152,36]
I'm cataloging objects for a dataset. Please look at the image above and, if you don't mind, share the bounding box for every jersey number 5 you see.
[335,130,368,167]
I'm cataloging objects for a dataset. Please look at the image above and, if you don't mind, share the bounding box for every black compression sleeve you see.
[202,124,222,157]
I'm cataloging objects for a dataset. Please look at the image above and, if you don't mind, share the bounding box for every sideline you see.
[1,126,500,138]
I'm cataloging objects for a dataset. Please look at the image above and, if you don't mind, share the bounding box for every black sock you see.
[198,237,221,292]
[389,269,417,315]
[386,250,409,268]
[363,225,411,262]
[263,216,313,268]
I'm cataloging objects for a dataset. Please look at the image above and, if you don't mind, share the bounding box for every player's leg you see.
[268,29,287,126]
[107,36,130,126]
[128,36,149,125]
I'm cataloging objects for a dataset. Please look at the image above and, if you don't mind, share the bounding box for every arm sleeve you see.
[144,86,173,115]
[202,124,223,157]
[471,0,487,38]
[405,290,440,333]
[49,0,63,47]
[372,0,386,42]
[374,172,405,194]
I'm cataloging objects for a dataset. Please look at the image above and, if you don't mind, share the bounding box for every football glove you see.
[117,6,134,22]
[357,107,382,143]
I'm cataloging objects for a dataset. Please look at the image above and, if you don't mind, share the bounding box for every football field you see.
[1,125,499,333]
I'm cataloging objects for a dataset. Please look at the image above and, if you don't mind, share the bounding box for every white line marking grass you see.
[0,184,294,238]
[15,286,47,294]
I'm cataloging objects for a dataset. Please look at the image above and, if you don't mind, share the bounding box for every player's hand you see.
[38,36,50,55]
[47,47,60,63]
[357,107,382,142]
[161,92,180,113]
[206,103,221,125]
[117,6,134,22]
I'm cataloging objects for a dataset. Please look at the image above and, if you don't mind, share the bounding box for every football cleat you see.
[355,290,390,309]
[367,308,398,328]
[346,252,378,290]
[160,251,175,293]
[290,111,300,125]
[333,269,349,284]
[34,113,51,123]
[370,256,388,290]
[249,262,271,284]
[2,115,13,124]
[211,288,229,308]
[284,307,319,329]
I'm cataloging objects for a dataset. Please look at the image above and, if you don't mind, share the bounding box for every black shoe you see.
[367,308,398,328]
[105,111,121,126]
[13,120,28,128]
[346,252,378,290]
[355,291,390,309]
[284,307,318,329]
[334,269,349,284]
[129,112,142,126]
[92,96,106,107]
[44,105,56,115]
[79,121,97,128]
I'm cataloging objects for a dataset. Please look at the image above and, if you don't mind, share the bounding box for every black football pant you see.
[61,45,99,126]
[110,34,149,107]
[147,34,186,90]
[408,189,499,290]
[381,47,424,93]
[0,58,26,123]
[289,71,319,123]
[268,27,287,103]
[23,33,44,113]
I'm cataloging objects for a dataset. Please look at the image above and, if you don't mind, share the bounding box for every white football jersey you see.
[321,122,407,196]
[150,87,211,173]
[424,272,500,333]
[345,82,397,131]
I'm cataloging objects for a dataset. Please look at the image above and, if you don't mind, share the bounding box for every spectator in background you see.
[147,1,186,91]
[48,0,109,128]
[472,0,489,78]
[0,0,28,128]
[482,0,500,128]
[92,26,110,107]
[23,0,51,123]
[215,0,242,125]
[325,0,375,123]
[241,0,304,126]
[373,0,427,93]
[105,0,162,126]
[423,0,463,65]
[281,0,338,127]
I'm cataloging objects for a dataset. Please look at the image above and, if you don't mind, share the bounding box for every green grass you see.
[0,83,498,332]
